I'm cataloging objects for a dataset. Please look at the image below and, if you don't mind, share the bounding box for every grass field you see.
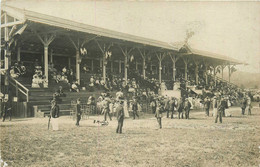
[0,105,260,167]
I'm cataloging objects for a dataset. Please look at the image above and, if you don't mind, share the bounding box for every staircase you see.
[26,79,116,117]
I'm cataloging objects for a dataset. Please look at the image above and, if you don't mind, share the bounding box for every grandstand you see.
[0,3,244,117]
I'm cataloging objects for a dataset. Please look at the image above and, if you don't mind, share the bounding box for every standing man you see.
[132,97,139,120]
[75,98,82,126]
[241,97,247,115]
[204,97,211,117]
[103,94,112,121]
[177,97,184,119]
[212,96,218,117]
[164,97,170,118]
[155,102,163,129]
[184,98,191,119]
[150,98,157,114]
[215,96,225,123]
[169,97,176,119]
[50,100,60,131]
[2,95,11,122]
[116,100,125,134]
[246,96,252,115]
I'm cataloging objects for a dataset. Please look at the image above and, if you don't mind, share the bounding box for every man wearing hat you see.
[131,97,139,120]
[2,94,11,122]
[116,99,125,133]
[241,97,247,115]
[177,97,184,119]
[155,101,163,129]
[169,97,177,119]
[76,98,82,126]
[184,98,191,119]
[103,95,112,121]
[50,100,60,130]
[215,96,226,123]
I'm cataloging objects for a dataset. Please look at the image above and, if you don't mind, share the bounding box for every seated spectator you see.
[70,81,80,92]
[89,76,95,91]
[83,64,89,73]
[18,61,26,76]
[57,86,66,97]
[10,66,19,78]
[95,77,100,89]
[87,96,95,105]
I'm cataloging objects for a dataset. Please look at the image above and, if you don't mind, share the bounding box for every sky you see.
[2,0,260,73]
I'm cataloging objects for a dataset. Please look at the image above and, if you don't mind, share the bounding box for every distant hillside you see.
[217,71,260,89]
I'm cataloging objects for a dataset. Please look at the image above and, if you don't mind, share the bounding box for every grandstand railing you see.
[210,74,238,87]
[9,76,29,102]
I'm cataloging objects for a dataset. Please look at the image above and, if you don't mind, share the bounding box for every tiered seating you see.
[27,79,117,117]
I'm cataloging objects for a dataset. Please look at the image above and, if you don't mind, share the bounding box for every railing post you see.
[16,81,18,98]
[27,90,29,102]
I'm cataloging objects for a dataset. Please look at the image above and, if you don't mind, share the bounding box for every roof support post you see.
[182,57,189,81]
[156,53,166,83]
[68,57,71,69]
[205,64,209,85]
[124,55,128,82]
[76,49,80,84]
[35,33,55,87]
[203,59,210,85]
[228,63,235,83]
[95,40,113,82]
[118,45,134,82]
[119,60,122,74]
[212,64,217,87]
[68,36,96,85]
[221,64,226,80]
[193,58,200,85]
[169,53,180,82]
[17,44,21,62]
[50,49,53,64]
[4,13,10,70]
[44,44,49,87]
[91,59,94,72]
[138,49,150,79]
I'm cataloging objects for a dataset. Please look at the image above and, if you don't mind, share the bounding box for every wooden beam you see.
[46,34,56,46]
[81,35,98,47]
[95,40,104,54]
[0,20,24,28]
[8,25,17,37]
[68,36,78,50]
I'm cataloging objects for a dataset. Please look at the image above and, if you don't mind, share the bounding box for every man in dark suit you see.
[2,95,11,122]
[116,100,125,134]
[132,97,139,120]
[215,96,225,123]
[76,98,82,126]
[164,97,170,118]
[241,97,247,115]
[177,97,184,119]
[155,101,163,129]
[169,97,177,119]
[184,98,191,119]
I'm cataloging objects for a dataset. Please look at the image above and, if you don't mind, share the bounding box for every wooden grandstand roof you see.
[1,4,244,65]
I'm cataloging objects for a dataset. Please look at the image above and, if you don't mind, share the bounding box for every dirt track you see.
[0,105,260,167]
